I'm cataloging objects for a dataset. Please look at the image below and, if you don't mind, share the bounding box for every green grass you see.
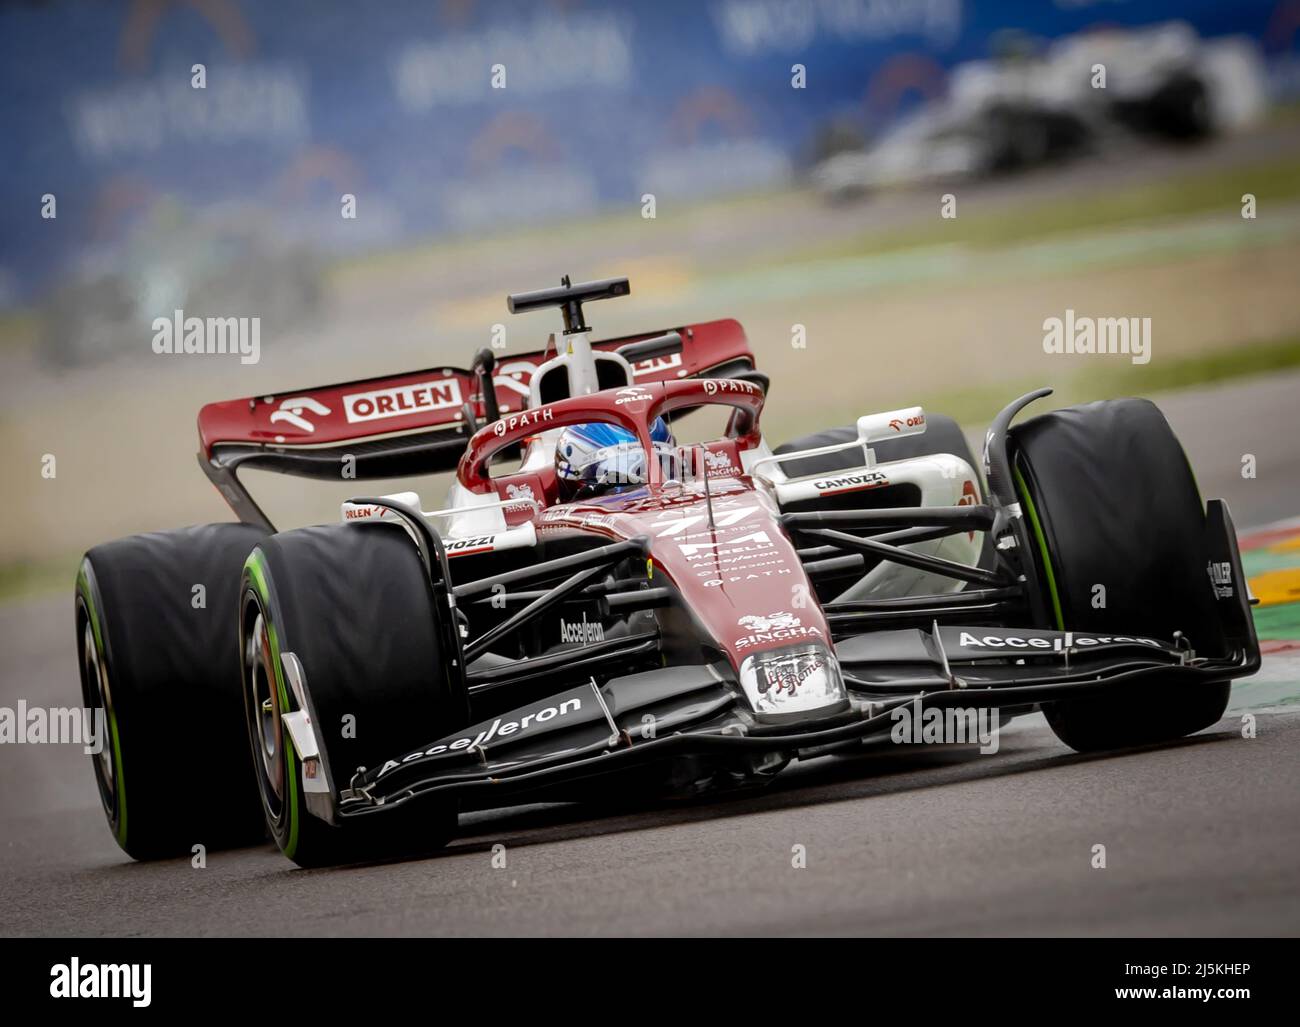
[759,331,1300,439]
[912,333,1300,428]
[332,184,792,282]
[335,147,1300,282]
[1077,334,1300,395]
[0,309,39,356]
[789,154,1300,264]
[340,150,1300,286]
[0,554,79,603]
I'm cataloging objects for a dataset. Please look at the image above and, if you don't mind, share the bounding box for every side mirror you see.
[857,407,927,445]
[341,491,422,523]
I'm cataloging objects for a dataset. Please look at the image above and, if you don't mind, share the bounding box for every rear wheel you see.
[75,523,268,860]
[1011,398,1229,752]
[241,522,469,867]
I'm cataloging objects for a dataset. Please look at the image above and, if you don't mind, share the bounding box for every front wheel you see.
[1011,398,1230,752]
[241,522,469,867]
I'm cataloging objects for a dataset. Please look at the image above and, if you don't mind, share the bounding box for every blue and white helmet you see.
[555,417,675,500]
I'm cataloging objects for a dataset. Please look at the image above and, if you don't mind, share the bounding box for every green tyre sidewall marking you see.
[1013,464,1065,631]
[77,560,128,849]
[244,549,302,861]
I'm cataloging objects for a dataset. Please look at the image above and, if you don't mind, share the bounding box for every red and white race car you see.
[75,276,1259,866]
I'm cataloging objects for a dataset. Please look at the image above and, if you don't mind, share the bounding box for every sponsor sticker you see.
[678,530,772,557]
[702,378,759,396]
[444,534,496,556]
[814,471,888,496]
[735,611,823,650]
[493,406,555,436]
[343,379,462,424]
[536,509,617,532]
[954,630,1161,650]
[888,413,925,432]
[703,449,741,476]
[343,504,389,521]
[738,644,845,714]
[958,479,979,539]
[559,612,606,645]
[269,396,331,433]
[377,694,586,777]
[1207,561,1234,599]
[702,565,792,587]
[760,650,826,697]
[615,386,654,405]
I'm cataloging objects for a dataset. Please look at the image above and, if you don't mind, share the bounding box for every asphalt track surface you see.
[1,371,1298,937]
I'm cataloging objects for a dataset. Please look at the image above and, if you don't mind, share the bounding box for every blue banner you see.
[1,0,1294,302]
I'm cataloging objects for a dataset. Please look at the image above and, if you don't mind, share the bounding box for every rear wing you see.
[197,319,754,530]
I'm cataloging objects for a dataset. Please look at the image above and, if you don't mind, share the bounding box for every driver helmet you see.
[555,417,676,500]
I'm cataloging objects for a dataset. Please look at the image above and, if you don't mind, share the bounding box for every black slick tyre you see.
[240,522,469,868]
[75,523,269,860]
[1010,398,1229,752]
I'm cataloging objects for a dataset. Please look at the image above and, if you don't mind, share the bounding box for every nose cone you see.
[638,489,839,714]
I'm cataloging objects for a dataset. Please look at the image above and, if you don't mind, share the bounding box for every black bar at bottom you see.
[0,938,1288,1014]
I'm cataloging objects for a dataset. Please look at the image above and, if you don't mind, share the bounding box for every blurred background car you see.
[1059,20,1267,138]
[41,198,324,367]
[812,20,1268,201]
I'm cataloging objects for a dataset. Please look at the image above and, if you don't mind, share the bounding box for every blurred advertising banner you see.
[1,0,1295,303]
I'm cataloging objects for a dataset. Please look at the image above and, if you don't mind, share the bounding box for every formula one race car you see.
[75,276,1260,866]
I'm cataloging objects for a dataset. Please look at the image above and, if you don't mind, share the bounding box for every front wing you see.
[330,499,1257,821]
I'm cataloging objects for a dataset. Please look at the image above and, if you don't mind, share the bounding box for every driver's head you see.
[555,417,675,501]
